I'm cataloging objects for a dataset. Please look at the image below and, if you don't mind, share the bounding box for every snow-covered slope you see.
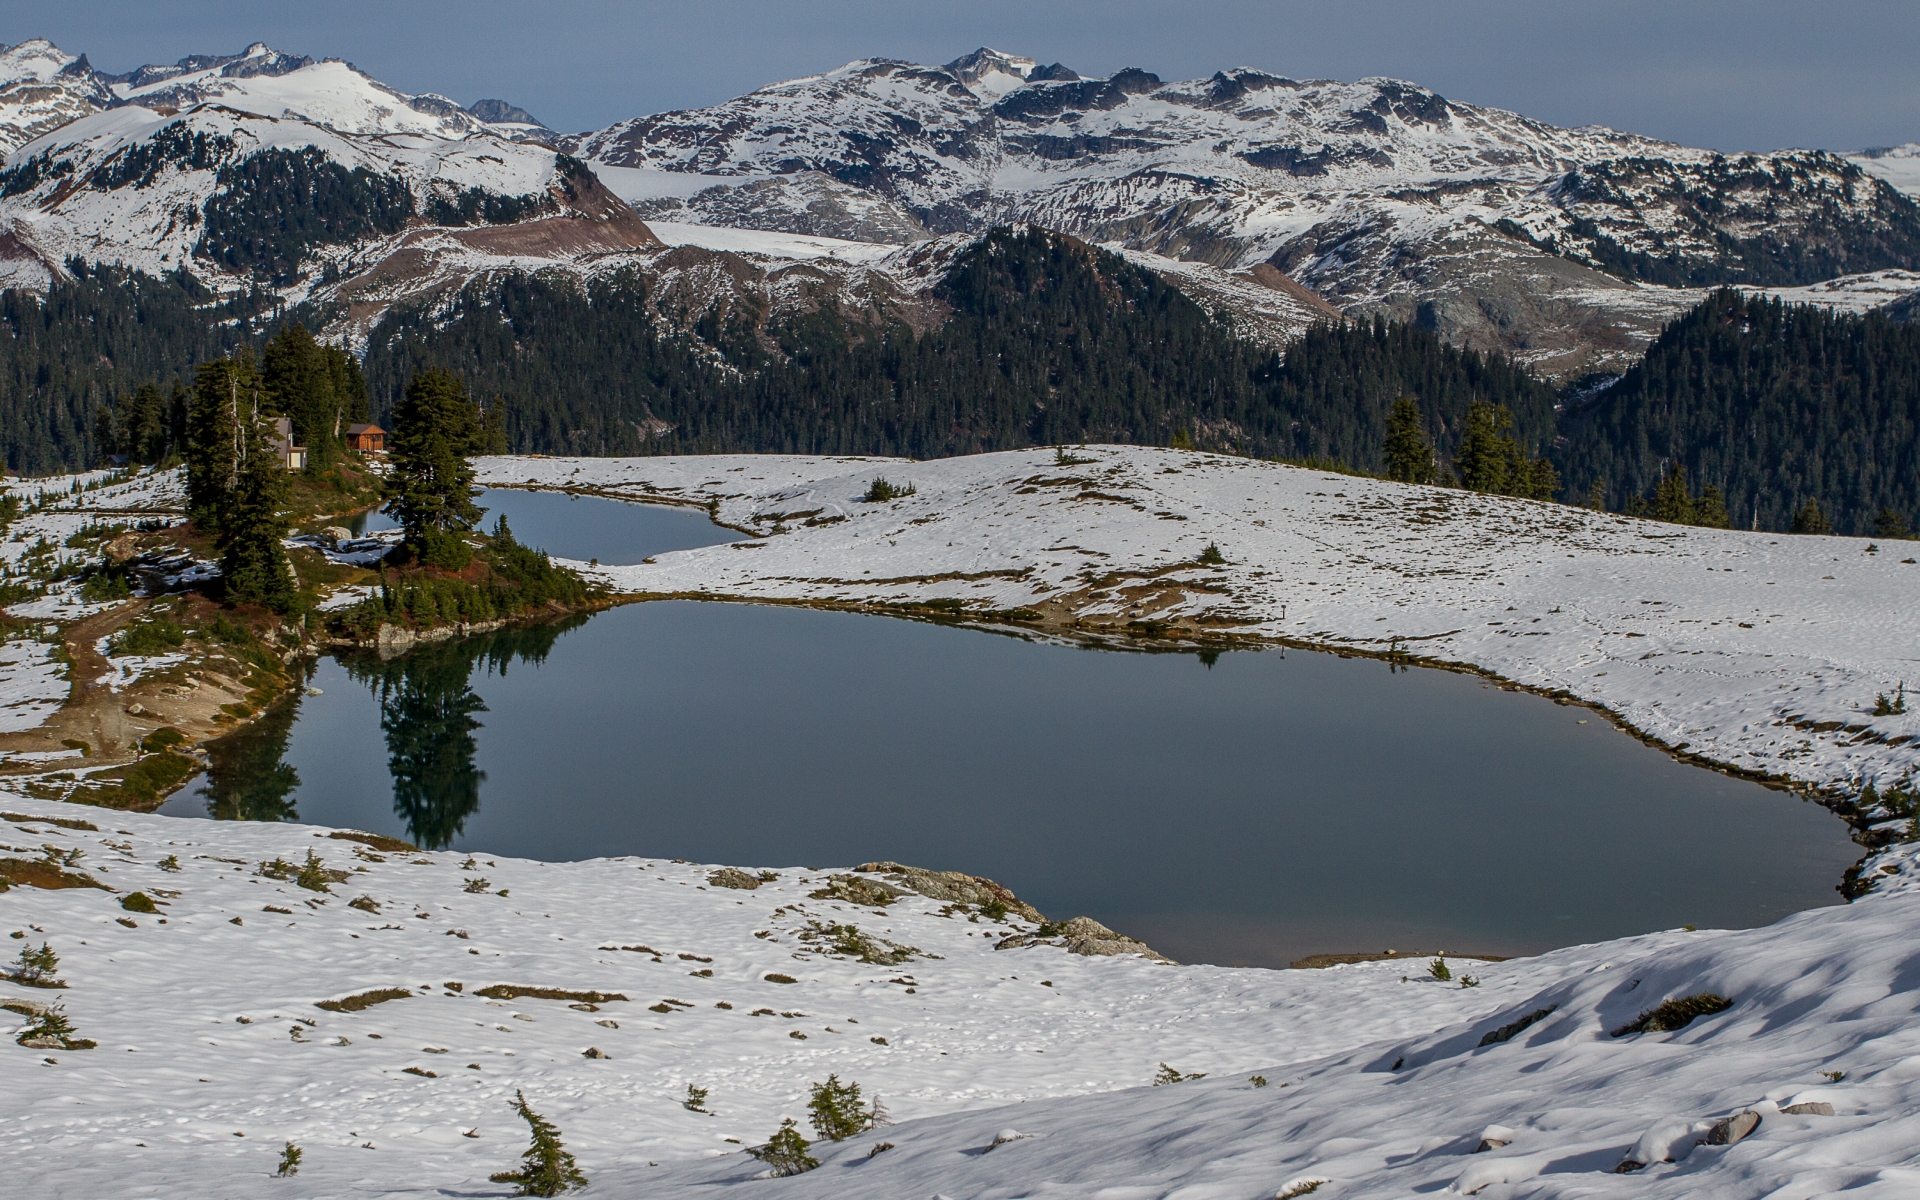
[479,448,1920,797]
[1852,143,1920,197]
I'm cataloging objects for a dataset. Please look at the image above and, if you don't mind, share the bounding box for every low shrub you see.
[747,1118,818,1176]
[109,620,188,657]
[120,892,157,913]
[314,987,412,1013]
[473,985,626,1003]
[1611,992,1732,1037]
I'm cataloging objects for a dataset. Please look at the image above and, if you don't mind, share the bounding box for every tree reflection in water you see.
[197,683,306,822]
[344,618,582,849]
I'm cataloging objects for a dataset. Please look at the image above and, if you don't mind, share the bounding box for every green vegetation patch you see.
[1480,1005,1558,1047]
[473,985,628,1004]
[808,875,898,908]
[109,620,188,657]
[314,987,414,1013]
[0,858,110,891]
[1611,992,1733,1037]
[0,812,97,831]
[327,830,419,853]
[64,751,202,811]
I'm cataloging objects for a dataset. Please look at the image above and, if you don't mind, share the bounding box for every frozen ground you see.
[479,447,1920,796]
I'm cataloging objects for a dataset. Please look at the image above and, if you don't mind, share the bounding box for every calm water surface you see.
[164,494,1860,968]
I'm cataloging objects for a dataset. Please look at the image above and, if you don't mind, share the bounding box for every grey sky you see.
[8,0,1916,153]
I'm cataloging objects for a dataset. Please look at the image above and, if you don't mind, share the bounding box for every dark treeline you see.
[11,234,1918,536]
[362,226,1557,473]
[0,261,271,473]
[1557,290,1920,535]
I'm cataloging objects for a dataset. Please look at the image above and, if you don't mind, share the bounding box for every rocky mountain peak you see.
[467,98,549,130]
[944,47,1036,96]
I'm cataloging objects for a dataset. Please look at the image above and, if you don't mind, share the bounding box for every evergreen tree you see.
[1652,464,1696,524]
[1381,397,1435,484]
[1792,497,1831,534]
[1874,507,1911,538]
[1455,401,1514,494]
[1585,477,1607,511]
[219,418,296,612]
[1507,452,1560,501]
[186,353,257,533]
[490,1090,586,1197]
[806,1074,873,1142]
[383,368,484,567]
[261,324,337,469]
[261,323,370,469]
[1695,484,1732,528]
[748,1118,819,1177]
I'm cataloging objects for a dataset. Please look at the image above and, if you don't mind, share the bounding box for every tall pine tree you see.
[186,354,256,533]
[1381,397,1435,484]
[219,413,296,611]
[383,368,484,568]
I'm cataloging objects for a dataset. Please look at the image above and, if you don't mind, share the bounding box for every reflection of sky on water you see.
[166,580,1859,968]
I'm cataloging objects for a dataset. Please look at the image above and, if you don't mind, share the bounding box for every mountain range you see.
[3,37,1917,378]
[2,36,1919,533]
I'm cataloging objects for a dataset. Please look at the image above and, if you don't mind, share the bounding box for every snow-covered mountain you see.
[0,38,650,306]
[568,49,1920,374]
[0,38,554,151]
[3,38,1916,373]
[0,39,1325,355]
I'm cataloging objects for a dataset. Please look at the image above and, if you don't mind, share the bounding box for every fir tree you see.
[1381,397,1434,484]
[1695,484,1732,528]
[383,368,484,568]
[748,1118,819,1177]
[219,416,296,611]
[1585,477,1607,511]
[490,1090,587,1197]
[1652,464,1695,524]
[1455,401,1513,494]
[9,940,58,985]
[806,1074,872,1142]
[1792,497,1831,535]
[276,1142,302,1177]
[186,353,257,533]
[1874,507,1911,539]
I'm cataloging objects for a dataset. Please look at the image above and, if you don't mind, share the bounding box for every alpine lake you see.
[158,488,1862,968]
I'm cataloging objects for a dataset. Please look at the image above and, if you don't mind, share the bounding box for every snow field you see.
[0,800,1527,1197]
[2,799,1918,1197]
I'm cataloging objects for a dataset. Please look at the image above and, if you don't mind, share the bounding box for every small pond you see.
[163,491,1861,968]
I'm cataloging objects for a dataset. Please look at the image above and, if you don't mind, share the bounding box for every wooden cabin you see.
[269,417,307,471]
[345,422,386,453]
